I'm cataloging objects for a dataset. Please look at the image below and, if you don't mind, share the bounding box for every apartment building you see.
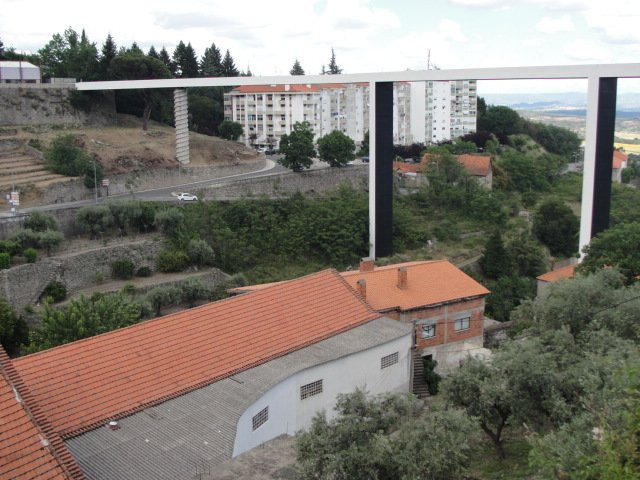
[224,82,411,149]
[425,80,477,143]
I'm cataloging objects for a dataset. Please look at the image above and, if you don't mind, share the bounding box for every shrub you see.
[76,205,114,238]
[156,250,189,272]
[27,138,42,150]
[0,240,20,256]
[23,248,37,263]
[121,283,136,295]
[136,266,152,277]
[145,285,183,316]
[40,281,67,303]
[0,253,10,269]
[154,208,184,234]
[9,228,40,250]
[38,229,64,256]
[111,259,135,279]
[25,211,58,232]
[187,239,214,266]
[181,279,210,307]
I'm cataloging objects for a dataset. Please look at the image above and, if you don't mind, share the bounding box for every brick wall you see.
[387,297,485,350]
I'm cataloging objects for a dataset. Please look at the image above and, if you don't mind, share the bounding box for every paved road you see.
[10,158,289,214]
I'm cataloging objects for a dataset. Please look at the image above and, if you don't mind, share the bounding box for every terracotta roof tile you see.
[536,264,577,282]
[457,154,492,176]
[341,260,489,311]
[14,270,379,438]
[0,348,79,479]
[613,149,628,169]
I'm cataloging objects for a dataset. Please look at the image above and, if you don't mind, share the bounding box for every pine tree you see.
[99,34,117,78]
[173,41,198,77]
[221,49,239,77]
[200,42,222,76]
[479,231,514,279]
[290,58,305,75]
[148,45,159,59]
[158,47,174,75]
[0,37,4,60]
[327,48,342,74]
[129,42,143,55]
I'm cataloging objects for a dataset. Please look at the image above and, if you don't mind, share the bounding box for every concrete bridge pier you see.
[174,89,190,165]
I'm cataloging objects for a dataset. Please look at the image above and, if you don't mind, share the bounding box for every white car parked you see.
[177,192,198,202]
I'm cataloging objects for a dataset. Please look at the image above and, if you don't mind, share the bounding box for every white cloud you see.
[523,37,543,47]
[536,15,574,33]
[563,39,610,61]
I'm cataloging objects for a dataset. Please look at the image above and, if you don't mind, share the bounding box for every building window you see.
[252,406,268,431]
[300,379,323,400]
[454,317,470,331]
[421,323,436,339]
[381,352,399,369]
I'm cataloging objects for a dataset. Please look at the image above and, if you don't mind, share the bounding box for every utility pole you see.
[93,160,98,204]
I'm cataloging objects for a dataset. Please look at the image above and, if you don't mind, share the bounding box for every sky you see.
[2,0,639,93]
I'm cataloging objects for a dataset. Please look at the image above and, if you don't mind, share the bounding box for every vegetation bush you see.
[145,285,183,316]
[187,239,214,266]
[156,249,189,272]
[317,130,355,167]
[76,205,114,238]
[0,240,20,256]
[0,296,28,356]
[181,279,210,307]
[38,229,64,256]
[23,248,37,263]
[0,253,10,270]
[532,199,579,257]
[9,228,40,250]
[136,266,152,277]
[44,134,104,188]
[107,201,157,235]
[25,211,58,232]
[111,258,135,279]
[40,281,67,303]
[218,120,243,141]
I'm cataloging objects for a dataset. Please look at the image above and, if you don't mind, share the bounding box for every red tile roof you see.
[457,154,492,176]
[232,260,490,313]
[0,348,81,479]
[14,270,379,439]
[613,149,628,169]
[341,260,489,312]
[536,264,577,282]
[395,154,492,177]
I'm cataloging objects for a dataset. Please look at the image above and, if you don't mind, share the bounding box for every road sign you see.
[101,179,110,187]
[9,191,19,206]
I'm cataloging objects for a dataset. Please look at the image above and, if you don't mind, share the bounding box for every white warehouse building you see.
[0,61,41,83]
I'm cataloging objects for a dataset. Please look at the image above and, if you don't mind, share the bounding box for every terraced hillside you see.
[0,137,70,199]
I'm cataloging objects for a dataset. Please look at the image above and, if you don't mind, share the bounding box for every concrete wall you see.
[0,84,116,126]
[233,333,411,457]
[0,239,163,309]
[203,165,369,201]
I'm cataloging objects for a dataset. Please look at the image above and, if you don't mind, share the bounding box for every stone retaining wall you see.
[0,239,163,309]
[202,165,369,200]
[0,84,116,126]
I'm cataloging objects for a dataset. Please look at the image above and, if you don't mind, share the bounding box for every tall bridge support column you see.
[174,89,190,165]
[368,81,394,259]
[579,77,617,256]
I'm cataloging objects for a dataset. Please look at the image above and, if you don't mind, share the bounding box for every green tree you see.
[0,37,4,59]
[506,230,547,278]
[580,222,640,284]
[145,285,183,316]
[158,46,174,74]
[110,51,172,130]
[76,205,114,239]
[187,238,214,266]
[28,293,144,351]
[188,93,223,135]
[221,49,239,76]
[479,231,513,279]
[25,211,58,232]
[200,42,223,76]
[497,150,550,192]
[0,296,28,356]
[38,229,64,256]
[478,105,523,141]
[218,120,243,141]
[278,121,316,172]
[317,130,355,167]
[290,58,305,75]
[485,275,536,322]
[325,48,342,74]
[533,199,579,257]
[181,279,210,308]
[358,130,369,156]
[172,41,199,78]
[38,27,99,80]
[99,33,117,78]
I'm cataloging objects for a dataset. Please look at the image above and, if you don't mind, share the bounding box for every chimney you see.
[397,267,408,289]
[356,279,366,297]
[359,257,375,272]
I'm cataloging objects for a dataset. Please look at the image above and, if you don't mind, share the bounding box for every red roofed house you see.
[536,263,577,296]
[612,149,628,183]
[394,153,492,188]
[233,259,491,376]
[7,269,411,480]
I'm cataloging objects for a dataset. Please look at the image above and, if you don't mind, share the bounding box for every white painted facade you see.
[425,80,477,143]
[0,61,40,83]
[232,333,412,456]
[224,82,410,148]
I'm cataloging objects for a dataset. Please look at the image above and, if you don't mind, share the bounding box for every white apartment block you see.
[425,80,477,144]
[224,82,412,148]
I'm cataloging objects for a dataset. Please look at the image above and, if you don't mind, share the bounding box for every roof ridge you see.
[0,347,83,479]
